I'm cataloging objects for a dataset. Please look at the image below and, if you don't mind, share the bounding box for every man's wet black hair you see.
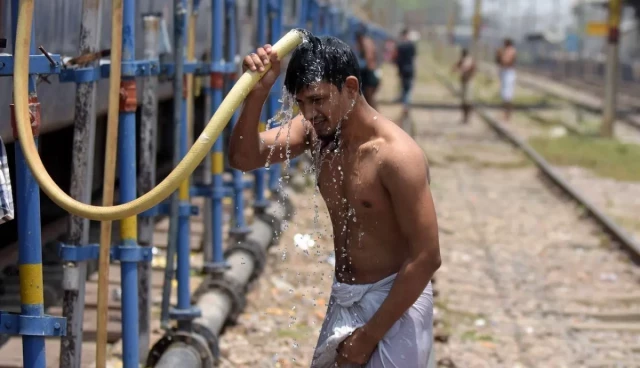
[284,35,363,96]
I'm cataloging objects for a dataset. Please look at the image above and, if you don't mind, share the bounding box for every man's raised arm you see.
[228,44,311,172]
[229,105,310,171]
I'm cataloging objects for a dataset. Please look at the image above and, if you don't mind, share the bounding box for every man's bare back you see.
[313,114,427,285]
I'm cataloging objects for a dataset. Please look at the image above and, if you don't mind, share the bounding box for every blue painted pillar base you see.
[228,226,252,239]
[201,261,231,276]
[168,306,201,321]
[252,198,270,214]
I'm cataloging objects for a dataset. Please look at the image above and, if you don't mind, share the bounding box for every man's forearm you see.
[363,254,439,341]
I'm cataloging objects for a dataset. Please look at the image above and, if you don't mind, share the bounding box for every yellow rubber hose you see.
[95,0,123,365]
[13,0,304,221]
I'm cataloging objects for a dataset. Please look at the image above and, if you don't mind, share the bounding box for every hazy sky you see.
[458,0,577,29]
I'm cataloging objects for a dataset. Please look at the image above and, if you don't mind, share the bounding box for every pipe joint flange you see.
[192,275,246,325]
[224,239,267,282]
[256,212,282,247]
[146,328,215,368]
[192,322,220,363]
[272,191,295,221]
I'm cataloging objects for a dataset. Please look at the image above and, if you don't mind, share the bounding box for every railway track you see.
[401,67,640,367]
[434,70,640,262]
[478,62,640,134]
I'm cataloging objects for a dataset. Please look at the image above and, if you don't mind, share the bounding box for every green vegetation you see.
[276,324,314,339]
[460,330,494,342]
[529,135,640,182]
[613,216,640,233]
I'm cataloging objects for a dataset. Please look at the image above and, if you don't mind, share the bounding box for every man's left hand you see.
[335,327,379,366]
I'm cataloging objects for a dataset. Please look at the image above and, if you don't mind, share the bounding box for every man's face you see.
[295,79,357,143]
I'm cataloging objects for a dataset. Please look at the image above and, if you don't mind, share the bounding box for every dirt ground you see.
[216,56,640,368]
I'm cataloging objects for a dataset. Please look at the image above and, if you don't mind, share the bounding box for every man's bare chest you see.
[314,153,387,219]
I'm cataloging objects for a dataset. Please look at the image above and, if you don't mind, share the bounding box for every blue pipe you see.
[321,5,329,36]
[267,0,283,194]
[310,0,320,35]
[253,0,269,211]
[227,0,250,236]
[177,79,191,313]
[175,0,203,318]
[118,0,140,365]
[210,0,226,264]
[299,0,308,29]
[12,11,45,368]
[10,1,45,367]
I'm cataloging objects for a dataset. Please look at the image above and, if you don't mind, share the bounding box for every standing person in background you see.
[356,28,381,109]
[384,39,396,63]
[394,28,417,119]
[495,38,517,121]
[452,48,476,124]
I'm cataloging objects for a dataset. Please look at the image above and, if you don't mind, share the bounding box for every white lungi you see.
[311,273,434,368]
[499,67,516,102]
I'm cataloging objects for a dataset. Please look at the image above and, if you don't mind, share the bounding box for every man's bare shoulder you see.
[377,121,429,182]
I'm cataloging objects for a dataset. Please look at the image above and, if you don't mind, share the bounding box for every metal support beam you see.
[200,0,228,274]
[138,12,161,362]
[267,0,284,194]
[118,0,141,364]
[171,0,202,330]
[601,0,622,138]
[59,0,103,366]
[8,1,62,367]
[252,0,269,214]
[227,0,252,240]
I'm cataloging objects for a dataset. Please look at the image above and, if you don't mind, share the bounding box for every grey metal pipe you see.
[196,217,272,333]
[155,342,203,368]
[138,13,161,362]
[153,200,290,366]
[59,0,103,366]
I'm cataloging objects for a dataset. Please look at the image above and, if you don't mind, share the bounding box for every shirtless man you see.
[496,38,517,121]
[229,36,441,367]
[452,48,476,123]
[355,29,381,109]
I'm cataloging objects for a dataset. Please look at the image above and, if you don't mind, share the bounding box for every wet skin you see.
[229,44,441,357]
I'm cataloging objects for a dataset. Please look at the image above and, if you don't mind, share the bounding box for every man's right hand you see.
[242,44,281,95]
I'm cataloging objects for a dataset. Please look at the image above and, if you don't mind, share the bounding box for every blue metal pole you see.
[321,5,329,36]
[227,0,251,237]
[252,0,269,213]
[267,0,284,194]
[175,0,201,323]
[209,0,226,266]
[299,0,308,29]
[10,1,45,367]
[160,0,187,329]
[311,0,320,35]
[177,73,191,315]
[167,0,200,330]
[118,0,140,364]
